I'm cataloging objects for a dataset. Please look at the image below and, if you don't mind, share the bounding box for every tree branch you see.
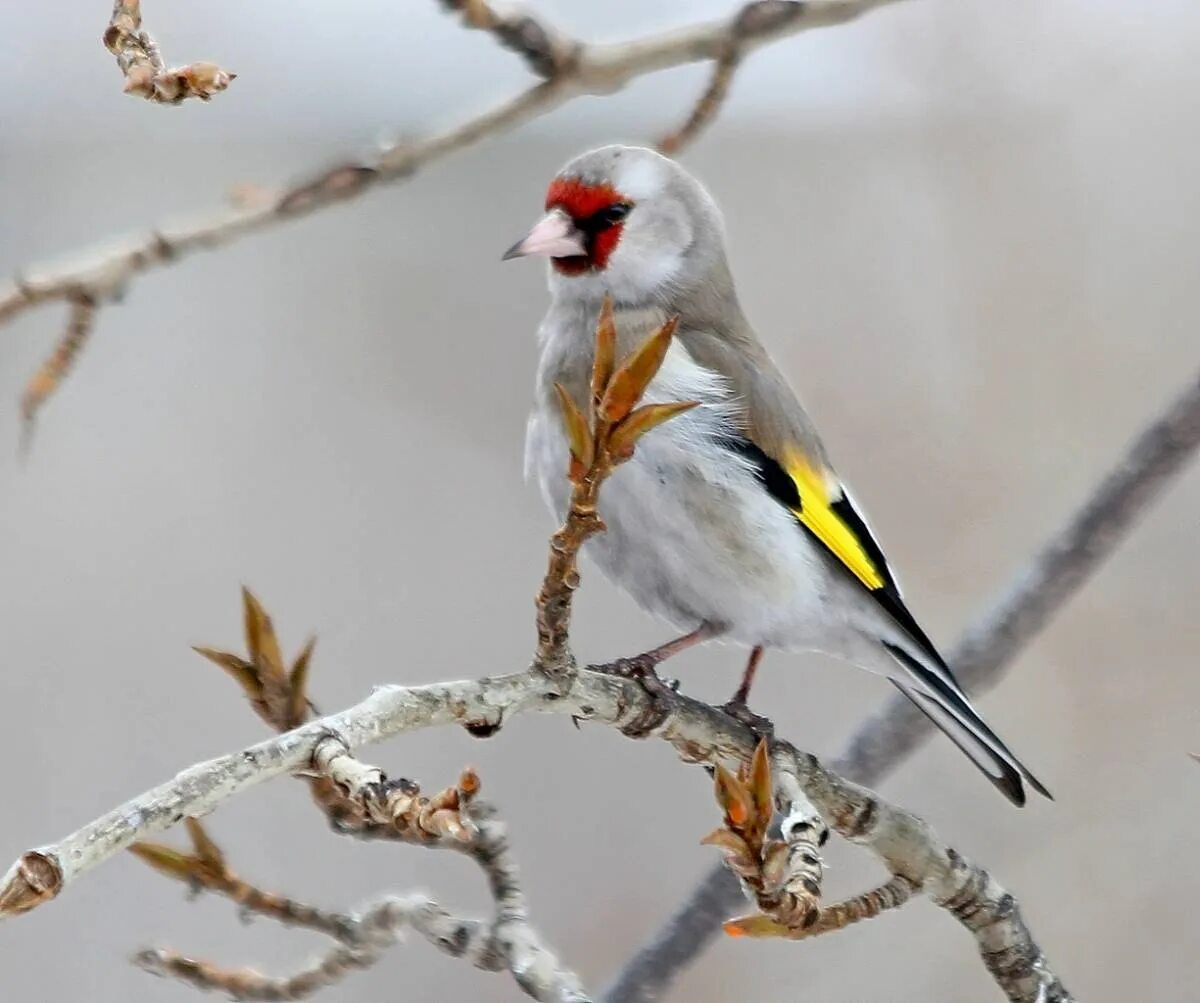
[437,0,580,79]
[6,0,906,425]
[658,0,849,154]
[103,0,235,103]
[18,292,96,447]
[134,886,588,1003]
[1,293,1071,1003]
[129,791,589,1001]
[602,366,1200,1002]
[0,663,1071,1001]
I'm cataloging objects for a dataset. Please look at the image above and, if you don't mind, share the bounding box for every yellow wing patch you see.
[783,452,886,590]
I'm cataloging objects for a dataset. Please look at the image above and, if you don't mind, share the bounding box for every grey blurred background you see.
[2,1,1198,1000]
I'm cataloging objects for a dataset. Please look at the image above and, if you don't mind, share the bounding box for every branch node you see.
[703,742,828,935]
[463,718,504,739]
[439,0,579,79]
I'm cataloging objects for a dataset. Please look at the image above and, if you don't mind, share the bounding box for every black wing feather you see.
[721,434,943,669]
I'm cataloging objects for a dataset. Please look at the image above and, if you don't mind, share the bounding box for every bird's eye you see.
[600,203,631,225]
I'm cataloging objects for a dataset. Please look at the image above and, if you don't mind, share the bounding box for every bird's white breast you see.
[526,311,833,649]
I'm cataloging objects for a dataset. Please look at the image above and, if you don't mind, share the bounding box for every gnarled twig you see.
[132,804,589,1001]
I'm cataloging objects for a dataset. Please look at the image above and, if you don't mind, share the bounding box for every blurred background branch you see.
[6,0,902,430]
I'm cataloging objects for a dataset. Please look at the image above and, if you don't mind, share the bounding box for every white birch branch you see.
[139,889,587,1003]
[132,796,589,1002]
[0,661,1072,1002]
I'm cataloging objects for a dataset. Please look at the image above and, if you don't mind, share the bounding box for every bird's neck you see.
[536,296,672,408]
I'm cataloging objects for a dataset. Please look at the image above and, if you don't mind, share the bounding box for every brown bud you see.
[713,763,752,829]
[723,914,792,939]
[749,738,773,824]
[591,294,616,409]
[599,316,679,423]
[553,382,594,472]
[192,647,261,702]
[608,401,699,460]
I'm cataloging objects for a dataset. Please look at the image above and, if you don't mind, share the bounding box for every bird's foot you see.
[591,652,665,682]
[721,698,774,740]
[590,654,679,738]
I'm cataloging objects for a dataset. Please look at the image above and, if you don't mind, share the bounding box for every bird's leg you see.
[594,621,720,680]
[722,646,774,737]
[728,646,764,707]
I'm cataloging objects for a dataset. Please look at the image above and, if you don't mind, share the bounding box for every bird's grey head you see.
[502,145,727,306]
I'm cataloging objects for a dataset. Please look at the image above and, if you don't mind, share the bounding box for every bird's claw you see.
[589,654,678,737]
[592,652,664,681]
[721,699,774,740]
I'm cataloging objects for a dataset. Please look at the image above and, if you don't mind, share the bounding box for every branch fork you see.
[118,613,584,1000]
[703,741,827,934]
[312,736,480,845]
[129,805,588,1001]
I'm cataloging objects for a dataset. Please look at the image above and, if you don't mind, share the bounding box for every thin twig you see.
[103,0,235,103]
[658,52,742,154]
[140,599,587,1002]
[723,874,917,940]
[601,367,1200,1003]
[129,819,356,940]
[20,293,96,432]
[131,803,589,1001]
[533,301,693,673]
[135,941,389,1001]
[437,0,579,79]
[136,889,587,1002]
[799,874,917,939]
[661,0,822,153]
[657,0,889,152]
[5,0,905,422]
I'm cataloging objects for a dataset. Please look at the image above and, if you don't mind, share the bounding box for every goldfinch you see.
[506,145,1049,806]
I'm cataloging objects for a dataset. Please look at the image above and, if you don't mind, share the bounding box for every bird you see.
[505,144,1050,806]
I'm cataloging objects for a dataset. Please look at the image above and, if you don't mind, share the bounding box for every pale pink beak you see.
[502,208,586,261]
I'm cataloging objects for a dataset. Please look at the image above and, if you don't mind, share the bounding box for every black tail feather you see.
[884,644,1052,805]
